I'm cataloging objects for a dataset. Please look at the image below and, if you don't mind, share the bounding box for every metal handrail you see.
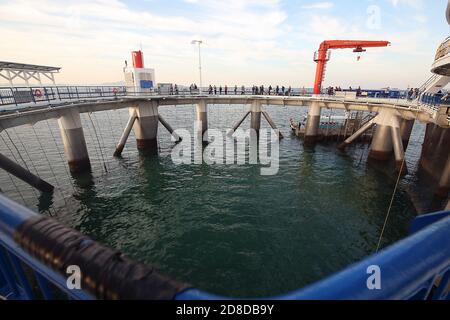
[435,37,450,62]
[0,195,94,300]
[1,192,449,300]
[0,85,412,108]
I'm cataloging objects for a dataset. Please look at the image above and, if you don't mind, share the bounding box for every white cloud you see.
[301,2,334,10]
[0,0,440,88]
[389,0,422,8]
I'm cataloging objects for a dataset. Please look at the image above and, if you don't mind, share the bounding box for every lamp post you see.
[191,40,203,93]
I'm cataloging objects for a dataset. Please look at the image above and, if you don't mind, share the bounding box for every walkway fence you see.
[1,85,449,126]
[1,193,449,300]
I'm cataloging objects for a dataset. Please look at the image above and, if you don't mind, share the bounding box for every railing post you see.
[30,87,36,104]
[44,87,50,103]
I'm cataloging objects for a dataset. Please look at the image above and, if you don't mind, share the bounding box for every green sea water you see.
[0,104,424,297]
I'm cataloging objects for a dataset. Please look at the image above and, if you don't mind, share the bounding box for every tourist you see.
[214,85,217,95]
[225,85,228,95]
[175,84,179,95]
[276,85,280,95]
[219,86,223,95]
[208,85,213,95]
[234,85,238,95]
[241,85,245,95]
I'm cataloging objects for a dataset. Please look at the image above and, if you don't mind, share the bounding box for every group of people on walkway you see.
[206,85,295,96]
[407,88,420,101]
[326,86,363,96]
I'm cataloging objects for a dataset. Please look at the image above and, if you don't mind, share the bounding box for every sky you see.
[0,0,449,88]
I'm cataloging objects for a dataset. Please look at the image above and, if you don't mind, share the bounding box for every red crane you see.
[313,40,390,94]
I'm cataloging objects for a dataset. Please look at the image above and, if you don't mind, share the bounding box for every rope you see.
[375,109,421,253]
[87,113,108,173]
[12,127,41,181]
[0,132,29,205]
[45,120,75,190]
[91,112,110,165]
[0,126,31,172]
[83,113,104,172]
[31,125,68,208]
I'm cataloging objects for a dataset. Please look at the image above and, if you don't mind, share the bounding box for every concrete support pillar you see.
[400,119,415,149]
[368,125,393,160]
[419,124,450,198]
[250,100,262,133]
[437,156,450,198]
[390,116,406,173]
[196,100,208,137]
[304,101,321,145]
[132,101,159,151]
[58,109,91,173]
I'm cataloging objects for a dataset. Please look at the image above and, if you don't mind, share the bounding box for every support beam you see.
[132,101,159,152]
[338,116,377,150]
[250,100,262,133]
[400,119,415,150]
[58,109,91,173]
[230,111,250,133]
[0,153,54,193]
[158,114,181,142]
[196,100,208,136]
[304,101,321,145]
[436,155,450,198]
[113,111,137,157]
[390,116,407,173]
[262,111,284,139]
[368,124,393,161]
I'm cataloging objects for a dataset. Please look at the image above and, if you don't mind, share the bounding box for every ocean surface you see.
[0,104,435,297]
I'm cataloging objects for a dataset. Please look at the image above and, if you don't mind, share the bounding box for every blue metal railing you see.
[0,195,94,300]
[1,193,449,300]
[0,85,423,109]
[0,86,127,107]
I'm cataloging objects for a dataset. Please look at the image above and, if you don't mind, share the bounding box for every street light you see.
[191,40,203,93]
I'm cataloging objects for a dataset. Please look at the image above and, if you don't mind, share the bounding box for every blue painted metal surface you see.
[1,192,450,300]
[0,195,94,300]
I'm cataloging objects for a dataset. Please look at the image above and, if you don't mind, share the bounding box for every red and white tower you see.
[124,50,155,93]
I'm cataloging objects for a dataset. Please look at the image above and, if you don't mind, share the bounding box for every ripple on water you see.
[0,105,420,297]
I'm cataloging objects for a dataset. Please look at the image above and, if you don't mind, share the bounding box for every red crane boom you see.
[313,40,390,94]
